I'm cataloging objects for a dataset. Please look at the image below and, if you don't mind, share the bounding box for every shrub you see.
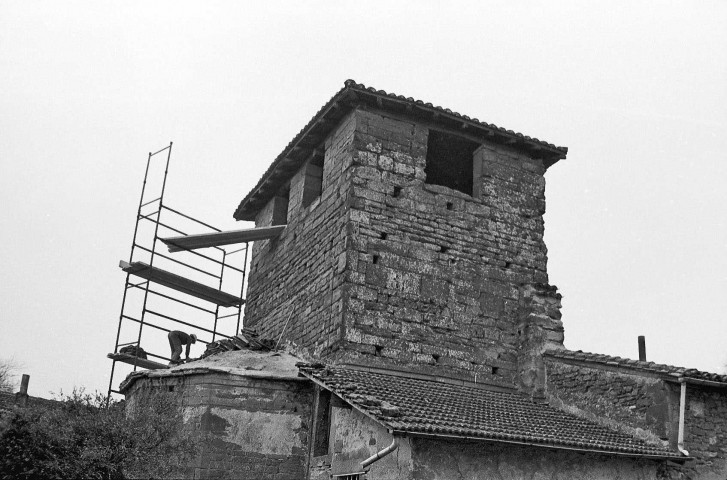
[0,389,196,479]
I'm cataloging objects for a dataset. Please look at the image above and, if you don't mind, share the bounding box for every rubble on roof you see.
[119,345,147,359]
[119,346,304,393]
[199,328,275,359]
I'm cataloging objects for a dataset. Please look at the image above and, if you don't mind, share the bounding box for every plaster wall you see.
[310,404,412,480]
[125,372,313,480]
[411,438,661,480]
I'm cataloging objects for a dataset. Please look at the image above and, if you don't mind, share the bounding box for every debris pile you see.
[119,345,147,359]
[200,328,275,359]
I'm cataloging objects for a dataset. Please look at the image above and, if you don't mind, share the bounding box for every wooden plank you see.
[161,225,286,252]
[119,261,244,307]
[107,353,168,370]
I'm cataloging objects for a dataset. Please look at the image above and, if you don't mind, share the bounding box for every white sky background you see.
[0,1,725,398]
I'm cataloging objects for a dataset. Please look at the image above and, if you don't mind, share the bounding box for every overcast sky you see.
[1,1,725,398]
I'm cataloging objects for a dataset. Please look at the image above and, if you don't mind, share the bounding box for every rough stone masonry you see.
[242,105,565,394]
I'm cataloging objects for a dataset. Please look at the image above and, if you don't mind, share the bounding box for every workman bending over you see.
[168,330,197,365]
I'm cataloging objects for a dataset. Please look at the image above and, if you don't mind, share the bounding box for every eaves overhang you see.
[233,79,569,221]
[545,349,727,388]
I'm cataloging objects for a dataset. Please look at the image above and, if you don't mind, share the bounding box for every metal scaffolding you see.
[107,143,249,398]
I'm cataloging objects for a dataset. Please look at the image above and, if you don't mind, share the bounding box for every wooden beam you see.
[119,261,244,307]
[162,225,287,252]
[107,353,168,370]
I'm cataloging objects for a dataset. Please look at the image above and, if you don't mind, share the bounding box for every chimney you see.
[638,336,646,362]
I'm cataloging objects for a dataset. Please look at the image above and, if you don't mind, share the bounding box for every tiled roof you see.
[299,365,683,460]
[545,349,727,385]
[234,79,568,220]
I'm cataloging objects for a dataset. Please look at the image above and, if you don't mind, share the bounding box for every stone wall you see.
[244,112,356,357]
[544,359,676,441]
[544,358,727,479]
[340,109,563,387]
[243,107,564,388]
[125,372,313,480]
[681,386,727,478]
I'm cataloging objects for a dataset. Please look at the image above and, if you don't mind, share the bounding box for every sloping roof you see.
[299,365,684,460]
[234,80,569,221]
[545,349,727,385]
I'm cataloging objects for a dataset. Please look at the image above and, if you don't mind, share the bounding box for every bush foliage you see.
[0,389,196,480]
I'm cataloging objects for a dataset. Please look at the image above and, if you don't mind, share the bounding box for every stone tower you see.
[234,80,568,392]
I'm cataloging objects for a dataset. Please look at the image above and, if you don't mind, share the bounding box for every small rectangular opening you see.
[425,130,479,196]
[272,189,289,226]
[302,154,324,208]
[313,389,331,457]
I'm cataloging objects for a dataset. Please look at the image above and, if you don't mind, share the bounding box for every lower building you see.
[117,81,726,479]
[120,345,727,480]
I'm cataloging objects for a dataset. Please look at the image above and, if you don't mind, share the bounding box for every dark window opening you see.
[372,255,379,264]
[392,186,402,197]
[425,130,479,196]
[375,345,383,356]
[446,201,454,210]
[439,245,448,253]
[313,389,331,457]
[380,232,388,240]
[272,188,289,226]
[302,154,324,208]
[492,366,499,375]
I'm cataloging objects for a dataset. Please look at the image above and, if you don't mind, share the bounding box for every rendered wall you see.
[125,373,313,480]
[411,438,661,480]
[309,404,413,480]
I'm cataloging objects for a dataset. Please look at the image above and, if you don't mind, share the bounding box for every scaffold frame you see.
[107,142,249,399]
